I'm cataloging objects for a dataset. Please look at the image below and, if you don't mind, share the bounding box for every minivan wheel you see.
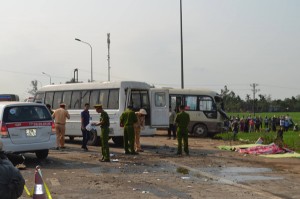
[36,149,49,159]
[193,124,208,138]
[87,129,100,146]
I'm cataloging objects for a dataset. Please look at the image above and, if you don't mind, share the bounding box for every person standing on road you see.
[168,106,177,140]
[134,109,147,152]
[92,104,110,162]
[0,141,25,199]
[81,103,90,151]
[175,105,190,156]
[46,104,54,115]
[232,118,239,141]
[52,103,70,150]
[120,105,138,155]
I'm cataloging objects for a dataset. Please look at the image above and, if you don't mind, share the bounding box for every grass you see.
[215,112,300,152]
[214,130,300,153]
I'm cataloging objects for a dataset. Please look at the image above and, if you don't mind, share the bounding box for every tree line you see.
[221,85,300,113]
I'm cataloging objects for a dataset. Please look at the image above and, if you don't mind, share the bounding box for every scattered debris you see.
[181,176,190,180]
[142,191,149,194]
[177,167,189,174]
[255,137,264,144]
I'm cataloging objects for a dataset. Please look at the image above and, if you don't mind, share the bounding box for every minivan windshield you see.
[3,105,52,122]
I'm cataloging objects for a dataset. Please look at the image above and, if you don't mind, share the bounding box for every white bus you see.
[168,88,228,137]
[34,81,169,146]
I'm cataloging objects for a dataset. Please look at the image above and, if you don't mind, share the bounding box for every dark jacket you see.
[0,153,25,199]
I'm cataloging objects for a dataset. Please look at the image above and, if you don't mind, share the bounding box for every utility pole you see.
[250,83,260,116]
[107,33,111,82]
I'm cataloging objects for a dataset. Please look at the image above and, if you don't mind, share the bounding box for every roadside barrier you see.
[23,165,52,199]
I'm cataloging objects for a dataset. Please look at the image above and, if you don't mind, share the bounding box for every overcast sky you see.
[0,0,299,100]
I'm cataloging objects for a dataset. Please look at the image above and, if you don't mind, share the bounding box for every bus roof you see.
[37,81,153,92]
[168,88,220,97]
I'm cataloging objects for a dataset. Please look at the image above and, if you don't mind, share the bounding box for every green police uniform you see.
[120,108,138,154]
[100,110,110,161]
[175,110,190,155]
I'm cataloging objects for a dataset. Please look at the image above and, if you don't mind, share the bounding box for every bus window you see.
[185,96,197,111]
[199,96,214,111]
[90,90,99,107]
[131,91,141,110]
[62,91,72,109]
[81,90,90,109]
[71,91,81,109]
[108,89,119,109]
[141,91,149,109]
[45,92,54,107]
[99,90,109,109]
[155,92,166,107]
[53,91,63,109]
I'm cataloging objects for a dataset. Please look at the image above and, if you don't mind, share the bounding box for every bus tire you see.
[193,124,208,138]
[87,129,101,146]
[36,149,49,159]
[112,136,124,147]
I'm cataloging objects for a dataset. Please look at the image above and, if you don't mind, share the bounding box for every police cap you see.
[94,104,103,109]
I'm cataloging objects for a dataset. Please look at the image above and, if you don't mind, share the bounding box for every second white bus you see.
[168,88,228,137]
[34,81,169,146]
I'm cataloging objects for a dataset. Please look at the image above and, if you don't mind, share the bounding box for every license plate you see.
[26,129,37,137]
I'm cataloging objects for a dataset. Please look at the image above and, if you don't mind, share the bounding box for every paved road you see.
[14,132,300,199]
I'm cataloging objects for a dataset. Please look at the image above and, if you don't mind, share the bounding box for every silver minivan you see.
[0,102,56,159]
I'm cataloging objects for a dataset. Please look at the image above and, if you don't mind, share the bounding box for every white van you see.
[0,102,56,159]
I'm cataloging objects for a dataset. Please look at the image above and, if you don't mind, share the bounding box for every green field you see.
[215,112,300,153]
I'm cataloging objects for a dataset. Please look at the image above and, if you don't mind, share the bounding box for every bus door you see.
[125,88,131,110]
[150,88,169,128]
[170,95,183,113]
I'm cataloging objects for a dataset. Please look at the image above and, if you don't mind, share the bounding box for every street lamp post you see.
[180,0,184,89]
[42,72,51,85]
[75,38,93,82]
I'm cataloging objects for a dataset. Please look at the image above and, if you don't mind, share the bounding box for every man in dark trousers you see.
[175,105,190,156]
[81,103,90,151]
[120,105,138,155]
[0,141,25,199]
[92,104,110,162]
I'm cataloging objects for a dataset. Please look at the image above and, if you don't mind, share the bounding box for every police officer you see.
[120,105,138,154]
[92,104,110,162]
[175,105,190,156]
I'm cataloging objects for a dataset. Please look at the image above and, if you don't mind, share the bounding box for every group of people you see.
[48,102,191,162]
[119,104,190,157]
[91,104,191,161]
[225,114,295,134]
[79,103,148,162]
